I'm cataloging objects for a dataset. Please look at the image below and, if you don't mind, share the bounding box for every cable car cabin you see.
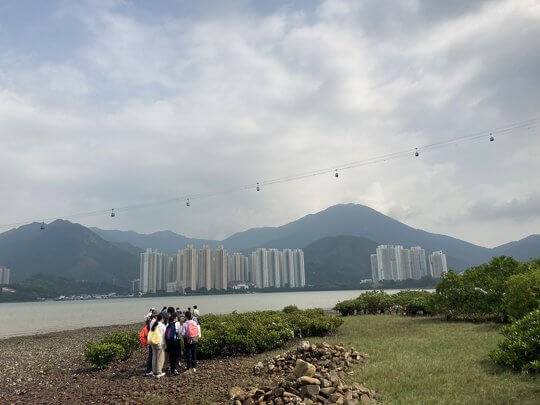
[111,209,115,217]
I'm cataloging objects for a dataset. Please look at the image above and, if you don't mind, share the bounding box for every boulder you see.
[293,359,316,378]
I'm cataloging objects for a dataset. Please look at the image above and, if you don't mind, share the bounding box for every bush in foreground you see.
[101,331,140,360]
[84,342,125,369]
[490,309,540,373]
[503,267,540,321]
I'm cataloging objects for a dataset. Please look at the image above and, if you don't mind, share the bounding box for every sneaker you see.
[155,372,165,378]
[192,368,196,373]
[173,370,180,375]
[145,372,154,376]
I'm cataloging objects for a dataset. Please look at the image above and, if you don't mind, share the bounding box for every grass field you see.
[308,315,539,405]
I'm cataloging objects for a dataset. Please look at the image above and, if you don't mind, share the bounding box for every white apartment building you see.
[371,245,434,281]
[0,266,10,285]
[139,245,303,293]
[410,246,428,279]
[139,248,169,293]
[429,251,448,278]
[251,248,305,288]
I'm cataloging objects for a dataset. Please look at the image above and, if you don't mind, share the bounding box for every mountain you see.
[492,235,540,262]
[0,220,139,286]
[222,204,490,270]
[90,228,218,255]
[303,235,379,285]
[92,204,540,271]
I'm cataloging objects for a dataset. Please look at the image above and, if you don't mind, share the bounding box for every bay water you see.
[0,289,412,338]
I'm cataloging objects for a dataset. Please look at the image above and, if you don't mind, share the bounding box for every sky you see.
[0,0,539,247]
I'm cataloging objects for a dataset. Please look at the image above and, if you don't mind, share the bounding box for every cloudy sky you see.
[1,0,539,247]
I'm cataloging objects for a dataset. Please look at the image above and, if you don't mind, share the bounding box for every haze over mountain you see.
[0,220,139,285]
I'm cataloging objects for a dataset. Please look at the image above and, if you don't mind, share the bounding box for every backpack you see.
[139,324,149,346]
[147,327,162,345]
[187,321,199,344]
[165,322,178,342]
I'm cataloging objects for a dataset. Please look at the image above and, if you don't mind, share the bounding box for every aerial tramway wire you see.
[1,117,539,231]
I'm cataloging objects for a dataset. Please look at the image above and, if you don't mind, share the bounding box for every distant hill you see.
[0,220,139,286]
[303,235,379,285]
[222,204,490,270]
[92,204,539,271]
[91,228,218,255]
[492,234,540,262]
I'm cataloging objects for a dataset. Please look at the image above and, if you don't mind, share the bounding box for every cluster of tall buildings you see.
[139,245,305,293]
[371,245,447,282]
[0,266,10,285]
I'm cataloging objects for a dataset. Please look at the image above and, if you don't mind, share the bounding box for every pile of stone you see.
[230,342,376,405]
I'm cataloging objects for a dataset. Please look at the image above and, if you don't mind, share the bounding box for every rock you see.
[344,399,358,405]
[298,376,320,385]
[299,341,311,351]
[293,359,316,378]
[299,385,320,398]
[329,393,343,403]
[243,398,255,405]
[302,399,313,405]
[360,394,371,404]
[230,386,245,400]
[319,387,335,397]
[320,378,331,388]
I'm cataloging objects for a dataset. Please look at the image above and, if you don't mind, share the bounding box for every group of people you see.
[139,305,202,378]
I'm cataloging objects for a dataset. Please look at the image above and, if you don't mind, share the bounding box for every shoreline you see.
[0,321,272,404]
[0,284,439,304]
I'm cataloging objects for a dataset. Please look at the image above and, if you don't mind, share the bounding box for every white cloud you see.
[0,0,539,246]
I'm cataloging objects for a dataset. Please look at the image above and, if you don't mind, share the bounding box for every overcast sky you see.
[1,0,539,247]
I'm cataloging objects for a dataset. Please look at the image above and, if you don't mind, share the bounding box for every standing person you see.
[165,314,181,375]
[175,307,182,320]
[180,311,201,373]
[141,314,155,376]
[192,305,200,324]
[147,314,166,378]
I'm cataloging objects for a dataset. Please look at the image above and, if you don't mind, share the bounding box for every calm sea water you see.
[0,290,412,339]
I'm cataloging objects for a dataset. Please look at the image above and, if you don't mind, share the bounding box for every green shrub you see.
[436,258,538,321]
[283,305,300,313]
[334,299,357,316]
[101,331,140,360]
[356,290,394,314]
[392,290,437,315]
[490,309,540,373]
[84,342,125,369]
[503,267,540,321]
[196,309,342,359]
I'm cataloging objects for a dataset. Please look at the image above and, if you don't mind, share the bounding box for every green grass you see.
[309,315,539,405]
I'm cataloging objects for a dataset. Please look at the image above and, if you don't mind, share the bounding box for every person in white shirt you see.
[149,314,166,378]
